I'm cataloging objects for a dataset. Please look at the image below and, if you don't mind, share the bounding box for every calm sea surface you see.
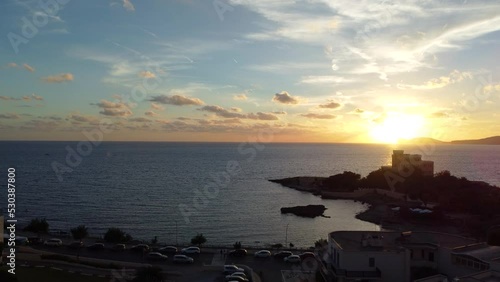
[0,142,499,247]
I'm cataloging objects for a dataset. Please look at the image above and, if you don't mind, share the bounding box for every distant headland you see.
[399,135,500,145]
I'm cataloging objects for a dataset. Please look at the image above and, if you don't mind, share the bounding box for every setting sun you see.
[370,113,425,144]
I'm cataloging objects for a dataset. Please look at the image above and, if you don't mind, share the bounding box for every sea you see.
[0,141,499,247]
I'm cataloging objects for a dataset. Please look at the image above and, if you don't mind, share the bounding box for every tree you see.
[190,233,207,247]
[233,241,242,249]
[314,238,328,249]
[104,228,132,243]
[70,225,88,241]
[23,218,49,234]
[133,267,163,282]
[271,243,283,249]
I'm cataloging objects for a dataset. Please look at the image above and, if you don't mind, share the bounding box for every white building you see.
[326,230,500,282]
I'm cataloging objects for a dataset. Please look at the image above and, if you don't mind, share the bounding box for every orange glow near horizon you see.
[370,113,425,144]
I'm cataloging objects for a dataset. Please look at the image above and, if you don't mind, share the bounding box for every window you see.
[428,252,434,262]
[369,257,375,267]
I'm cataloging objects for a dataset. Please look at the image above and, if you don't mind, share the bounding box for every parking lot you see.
[28,244,319,282]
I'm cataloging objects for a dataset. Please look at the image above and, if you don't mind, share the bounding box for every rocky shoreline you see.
[269,176,466,235]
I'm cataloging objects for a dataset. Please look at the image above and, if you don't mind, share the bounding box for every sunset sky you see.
[0,0,499,143]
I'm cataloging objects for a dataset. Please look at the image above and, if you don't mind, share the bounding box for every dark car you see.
[158,246,177,254]
[299,252,316,260]
[28,237,43,245]
[68,241,84,249]
[87,243,105,251]
[274,251,293,259]
[130,244,150,253]
[111,244,126,252]
[228,249,248,257]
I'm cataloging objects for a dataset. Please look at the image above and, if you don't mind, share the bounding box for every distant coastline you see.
[399,135,500,145]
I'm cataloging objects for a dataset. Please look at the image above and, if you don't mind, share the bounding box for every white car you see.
[223,265,245,275]
[181,246,200,254]
[225,271,247,280]
[146,252,168,261]
[173,254,194,264]
[44,238,63,247]
[254,250,271,258]
[284,255,301,263]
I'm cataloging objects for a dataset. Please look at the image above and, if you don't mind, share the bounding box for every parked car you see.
[228,249,247,257]
[130,244,150,253]
[224,276,249,282]
[173,254,194,264]
[284,255,301,263]
[146,252,168,261]
[254,250,271,258]
[225,272,247,280]
[111,244,126,252]
[158,246,177,254]
[44,238,62,247]
[299,252,316,260]
[274,251,293,259]
[28,237,43,245]
[67,241,84,249]
[223,265,245,275]
[181,246,200,254]
[87,243,105,251]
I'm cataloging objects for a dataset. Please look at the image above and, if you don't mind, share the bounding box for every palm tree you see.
[70,225,88,241]
[190,233,207,247]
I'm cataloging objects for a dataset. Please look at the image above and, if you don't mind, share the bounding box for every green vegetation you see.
[190,233,207,247]
[322,171,361,192]
[233,241,242,249]
[103,227,132,243]
[314,238,328,248]
[23,218,49,234]
[70,225,88,241]
[133,267,164,282]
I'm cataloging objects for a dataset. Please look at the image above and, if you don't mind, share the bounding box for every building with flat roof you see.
[326,230,498,282]
[383,150,434,177]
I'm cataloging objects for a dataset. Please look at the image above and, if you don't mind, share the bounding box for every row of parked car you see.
[42,239,200,263]
[223,265,249,282]
[228,249,316,263]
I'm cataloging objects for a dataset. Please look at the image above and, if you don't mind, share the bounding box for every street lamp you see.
[285,223,289,247]
[175,220,178,246]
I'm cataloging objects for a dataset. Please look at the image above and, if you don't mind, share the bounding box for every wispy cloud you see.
[122,0,135,11]
[42,73,74,83]
[23,63,35,72]
[318,101,342,109]
[397,70,472,90]
[138,70,156,78]
[149,95,204,106]
[91,99,133,117]
[0,113,21,119]
[300,113,336,119]
[233,94,248,101]
[198,105,279,120]
[272,91,301,105]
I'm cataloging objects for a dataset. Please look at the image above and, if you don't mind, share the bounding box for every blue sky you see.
[0,0,499,142]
